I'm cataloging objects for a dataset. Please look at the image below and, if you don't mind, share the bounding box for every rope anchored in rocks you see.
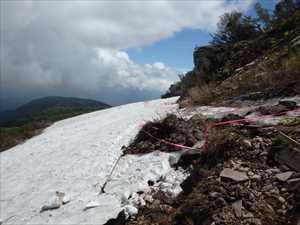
[142,107,300,152]
[99,107,300,194]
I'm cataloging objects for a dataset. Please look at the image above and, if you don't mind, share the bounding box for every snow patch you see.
[105,151,188,209]
[0,97,180,225]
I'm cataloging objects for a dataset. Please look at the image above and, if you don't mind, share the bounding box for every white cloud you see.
[95,49,177,91]
[0,0,254,108]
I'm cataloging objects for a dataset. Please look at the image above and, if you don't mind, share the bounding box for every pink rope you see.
[141,107,300,152]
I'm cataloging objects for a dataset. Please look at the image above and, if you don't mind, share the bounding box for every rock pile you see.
[126,102,300,225]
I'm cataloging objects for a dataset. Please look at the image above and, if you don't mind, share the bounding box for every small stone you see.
[215,197,226,207]
[248,171,255,177]
[232,200,243,218]
[40,202,60,213]
[262,184,273,192]
[144,194,154,203]
[238,167,250,172]
[270,187,280,194]
[242,139,252,148]
[260,151,268,156]
[245,218,262,225]
[251,175,261,180]
[225,196,236,203]
[266,168,280,174]
[147,180,154,186]
[84,201,101,211]
[220,168,249,182]
[209,192,221,198]
[265,203,275,214]
[278,196,285,203]
[281,188,287,193]
[277,209,287,215]
[276,171,294,182]
[40,192,64,213]
[250,193,256,201]
[153,199,160,206]
[243,211,254,218]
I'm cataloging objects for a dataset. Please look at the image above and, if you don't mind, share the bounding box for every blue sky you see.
[127,29,210,72]
[127,0,277,72]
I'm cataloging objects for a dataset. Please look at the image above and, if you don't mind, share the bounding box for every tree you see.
[211,11,261,45]
[255,2,271,29]
[272,0,300,31]
[273,0,300,20]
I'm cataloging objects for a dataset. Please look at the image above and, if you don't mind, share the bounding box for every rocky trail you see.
[124,97,300,225]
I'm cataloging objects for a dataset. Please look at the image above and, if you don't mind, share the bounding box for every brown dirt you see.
[123,114,208,155]
[125,108,300,225]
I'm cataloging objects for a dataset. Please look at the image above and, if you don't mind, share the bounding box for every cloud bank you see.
[0,0,253,109]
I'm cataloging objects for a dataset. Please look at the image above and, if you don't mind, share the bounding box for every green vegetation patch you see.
[0,106,101,152]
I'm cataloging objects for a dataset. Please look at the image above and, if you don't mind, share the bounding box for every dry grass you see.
[223,54,300,99]
[273,54,300,94]
[180,83,217,107]
[180,53,300,107]
[249,54,300,96]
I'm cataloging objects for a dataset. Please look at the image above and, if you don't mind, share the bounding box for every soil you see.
[124,103,300,225]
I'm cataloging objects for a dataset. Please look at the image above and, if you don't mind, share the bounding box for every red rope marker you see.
[141,108,300,153]
[202,107,300,150]
[141,130,204,152]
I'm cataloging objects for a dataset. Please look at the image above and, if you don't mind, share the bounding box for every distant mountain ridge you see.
[0,96,110,125]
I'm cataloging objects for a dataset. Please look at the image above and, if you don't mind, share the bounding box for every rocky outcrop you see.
[193,44,226,80]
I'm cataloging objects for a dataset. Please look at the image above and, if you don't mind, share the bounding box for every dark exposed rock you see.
[105,211,126,225]
[147,180,154,186]
[279,100,298,109]
[193,44,227,79]
[276,148,300,172]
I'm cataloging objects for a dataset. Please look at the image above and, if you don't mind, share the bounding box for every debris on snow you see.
[40,191,69,213]
[83,201,101,211]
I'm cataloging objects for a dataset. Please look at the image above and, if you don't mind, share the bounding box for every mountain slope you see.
[17,96,110,114]
[0,96,110,124]
[0,97,181,225]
